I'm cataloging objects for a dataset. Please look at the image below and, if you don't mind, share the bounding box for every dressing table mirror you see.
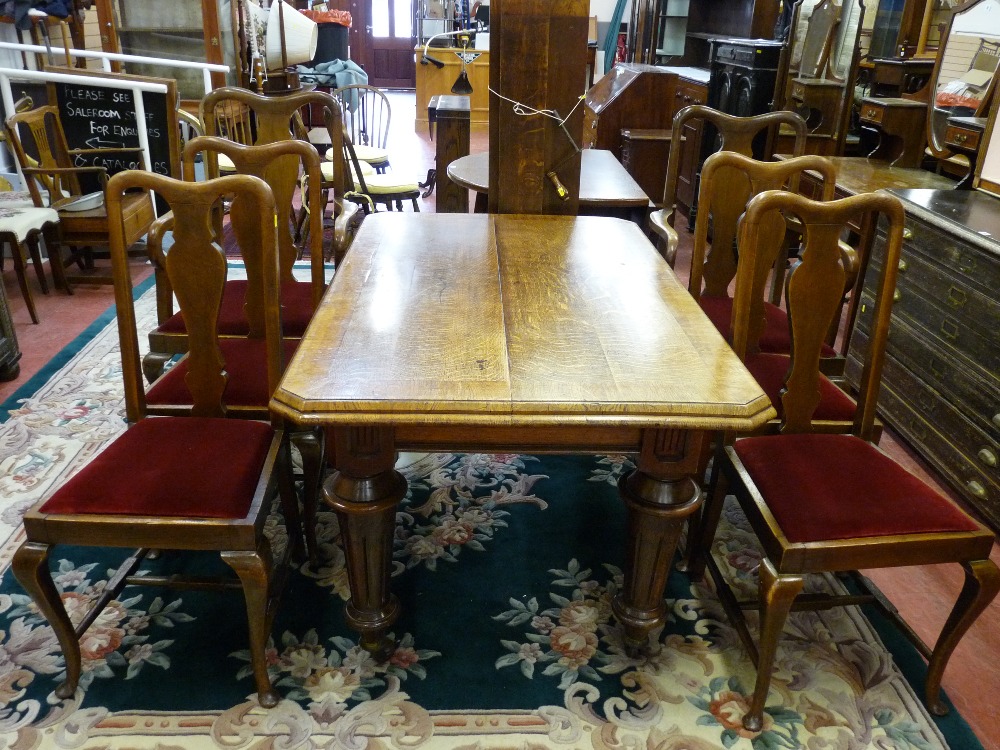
[926,0,1000,159]
[860,0,1000,175]
[780,0,867,154]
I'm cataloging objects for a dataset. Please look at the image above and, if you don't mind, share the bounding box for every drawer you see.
[878,363,1000,529]
[880,218,1000,298]
[850,300,1000,437]
[889,248,1000,346]
[944,125,982,151]
[673,81,707,115]
[860,101,885,125]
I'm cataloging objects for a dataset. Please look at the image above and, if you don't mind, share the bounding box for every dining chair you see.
[4,104,156,292]
[342,129,421,212]
[12,170,296,708]
[694,188,999,733]
[141,138,326,565]
[682,151,871,579]
[331,83,392,173]
[648,106,807,268]
[142,138,325,380]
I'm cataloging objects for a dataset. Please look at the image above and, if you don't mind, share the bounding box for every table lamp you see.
[420,28,475,94]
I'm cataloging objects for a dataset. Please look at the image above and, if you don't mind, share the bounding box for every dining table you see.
[269,212,774,658]
[446,148,652,224]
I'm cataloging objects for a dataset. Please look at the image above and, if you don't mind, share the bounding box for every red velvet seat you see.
[39,417,273,518]
[700,296,838,359]
[155,279,316,337]
[734,433,980,543]
[744,352,854,421]
[147,338,299,408]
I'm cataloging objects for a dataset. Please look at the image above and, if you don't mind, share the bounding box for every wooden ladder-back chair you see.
[12,171,297,708]
[648,106,808,267]
[4,104,155,291]
[689,150,858,377]
[695,188,999,733]
[331,83,392,173]
[201,86,358,263]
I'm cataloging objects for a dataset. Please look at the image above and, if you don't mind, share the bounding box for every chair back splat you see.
[12,171,294,709]
[648,106,807,267]
[694,189,1000,733]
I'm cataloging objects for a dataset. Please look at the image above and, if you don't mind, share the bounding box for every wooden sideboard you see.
[845,188,1000,531]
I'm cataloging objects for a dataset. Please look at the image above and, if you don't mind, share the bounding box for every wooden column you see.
[434,95,472,213]
[488,0,589,215]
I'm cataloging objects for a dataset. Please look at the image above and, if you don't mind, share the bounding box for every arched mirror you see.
[827,0,865,81]
[926,0,1000,157]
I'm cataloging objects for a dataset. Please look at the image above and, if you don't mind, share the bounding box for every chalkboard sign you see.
[48,67,180,182]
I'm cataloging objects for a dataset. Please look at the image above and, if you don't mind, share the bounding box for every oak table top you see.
[446,149,651,220]
[270,212,774,656]
[776,155,956,197]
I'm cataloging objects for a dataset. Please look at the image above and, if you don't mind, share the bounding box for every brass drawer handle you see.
[958,253,976,274]
[929,358,946,379]
[946,286,968,309]
[966,480,987,499]
[893,289,902,302]
[902,228,913,240]
[953,132,968,144]
[978,448,998,467]
[909,420,928,441]
[994,413,1000,430]
[898,259,908,272]
[940,318,960,341]
[865,108,878,119]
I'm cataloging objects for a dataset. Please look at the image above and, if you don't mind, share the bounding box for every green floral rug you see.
[0,282,984,749]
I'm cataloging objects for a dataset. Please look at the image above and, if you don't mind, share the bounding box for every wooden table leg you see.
[322,426,408,659]
[613,428,708,651]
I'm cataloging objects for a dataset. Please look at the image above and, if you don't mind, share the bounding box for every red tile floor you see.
[1,90,997,747]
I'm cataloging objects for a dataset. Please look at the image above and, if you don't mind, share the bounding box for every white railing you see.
[0,67,168,181]
[0,41,229,97]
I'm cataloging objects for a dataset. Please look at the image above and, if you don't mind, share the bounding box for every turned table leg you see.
[322,426,407,660]
[613,428,709,651]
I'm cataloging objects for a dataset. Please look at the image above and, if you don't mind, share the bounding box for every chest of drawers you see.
[846,188,1000,529]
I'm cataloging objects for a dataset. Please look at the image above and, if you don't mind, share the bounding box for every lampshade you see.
[451,70,473,94]
[265,1,318,69]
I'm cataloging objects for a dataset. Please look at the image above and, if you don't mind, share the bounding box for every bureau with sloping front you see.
[846,189,1000,530]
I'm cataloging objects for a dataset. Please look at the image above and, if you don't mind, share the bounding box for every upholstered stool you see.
[0,205,60,323]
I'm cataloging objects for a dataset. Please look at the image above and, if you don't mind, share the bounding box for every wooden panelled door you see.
[356,0,416,88]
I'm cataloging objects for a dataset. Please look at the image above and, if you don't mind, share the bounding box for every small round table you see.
[447,149,651,223]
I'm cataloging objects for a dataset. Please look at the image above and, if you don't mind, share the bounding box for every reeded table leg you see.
[613,428,708,652]
[322,426,407,660]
